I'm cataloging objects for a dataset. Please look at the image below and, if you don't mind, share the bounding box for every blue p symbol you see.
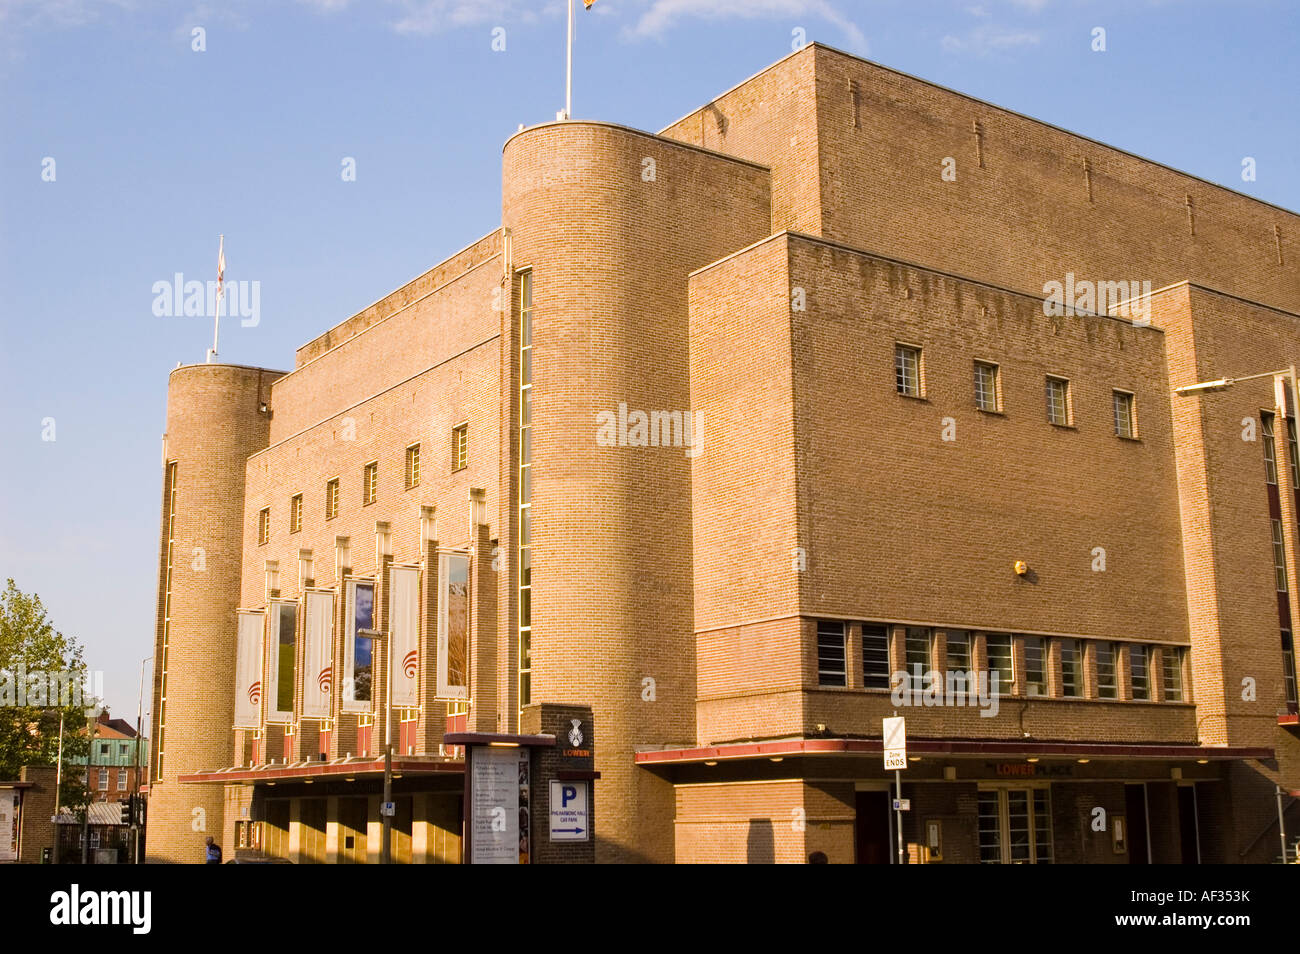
[562,785,577,807]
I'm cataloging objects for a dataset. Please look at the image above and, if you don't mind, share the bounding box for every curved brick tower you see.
[501,122,770,862]
[147,363,280,863]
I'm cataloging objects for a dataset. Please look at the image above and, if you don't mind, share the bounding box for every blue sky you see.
[1,0,1296,717]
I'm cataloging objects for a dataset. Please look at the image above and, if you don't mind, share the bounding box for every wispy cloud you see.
[626,0,867,53]
[941,24,1040,55]
[0,0,136,28]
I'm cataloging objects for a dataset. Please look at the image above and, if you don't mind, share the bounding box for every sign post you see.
[883,714,907,864]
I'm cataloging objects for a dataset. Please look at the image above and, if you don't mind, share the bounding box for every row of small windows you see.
[816,621,1188,702]
[257,426,470,545]
[894,344,1137,437]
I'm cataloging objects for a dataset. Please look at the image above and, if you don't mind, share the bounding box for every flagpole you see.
[209,234,224,363]
[565,0,574,119]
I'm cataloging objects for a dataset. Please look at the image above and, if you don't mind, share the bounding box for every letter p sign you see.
[549,779,589,842]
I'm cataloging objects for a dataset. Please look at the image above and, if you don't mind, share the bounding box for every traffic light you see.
[120,800,131,825]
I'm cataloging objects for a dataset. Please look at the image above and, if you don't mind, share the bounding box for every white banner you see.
[389,565,420,708]
[234,610,264,729]
[302,590,333,719]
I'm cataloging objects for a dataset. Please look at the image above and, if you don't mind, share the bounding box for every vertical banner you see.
[302,590,333,719]
[234,610,265,729]
[266,601,297,724]
[437,551,470,700]
[343,580,375,712]
[389,565,420,708]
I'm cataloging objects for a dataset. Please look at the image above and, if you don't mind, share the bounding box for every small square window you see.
[406,443,421,489]
[1113,390,1136,438]
[325,478,340,520]
[363,461,378,505]
[974,361,1000,412]
[1046,376,1071,426]
[258,507,270,546]
[895,345,922,398]
[289,494,303,534]
[452,424,469,472]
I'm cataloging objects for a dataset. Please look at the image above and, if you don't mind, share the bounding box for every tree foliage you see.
[0,579,93,810]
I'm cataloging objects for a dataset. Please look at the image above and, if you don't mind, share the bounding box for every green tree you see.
[0,579,92,811]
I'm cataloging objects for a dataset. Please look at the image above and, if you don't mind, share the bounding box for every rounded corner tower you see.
[147,362,281,863]
[501,121,771,862]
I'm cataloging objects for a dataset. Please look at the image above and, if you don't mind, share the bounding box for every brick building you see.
[74,713,149,804]
[150,44,1300,863]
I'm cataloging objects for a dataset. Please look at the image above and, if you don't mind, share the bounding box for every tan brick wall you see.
[148,363,280,863]
[502,120,771,862]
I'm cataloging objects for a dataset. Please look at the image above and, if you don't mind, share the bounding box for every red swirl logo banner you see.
[318,668,331,693]
[247,681,261,705]
[403,650,418,680]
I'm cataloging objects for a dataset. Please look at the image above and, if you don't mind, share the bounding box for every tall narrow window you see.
[974,361,1000,411]
[944,630,972,699]
[1289,419,1300,490]
[363,461,378,505]
[156,460,178,782]
[405,443,421,489]
[452,424,469,472]
[905,627,932,690]
[1283,630,1298,708]
[326,477,340,520]
[895,344,922,397]
[862,623,891,690]
[258,507,270,546]
[518,269,534,712]
[1096,642,1117,699]
[1046,376,1071,425]
[1112,390,1136,438]
[1163,646,1185,702]
[817,621,847,687]
[1023,637,1046,696]
[1263,412,1279,485]
[986,634,1013,695]
[1273,519,1289,593]
[1130,645,1150,700]
[1060,639,1082,698]
[289,494,303,534]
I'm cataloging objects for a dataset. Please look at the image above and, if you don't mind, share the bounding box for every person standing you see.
[204,836,222,864]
